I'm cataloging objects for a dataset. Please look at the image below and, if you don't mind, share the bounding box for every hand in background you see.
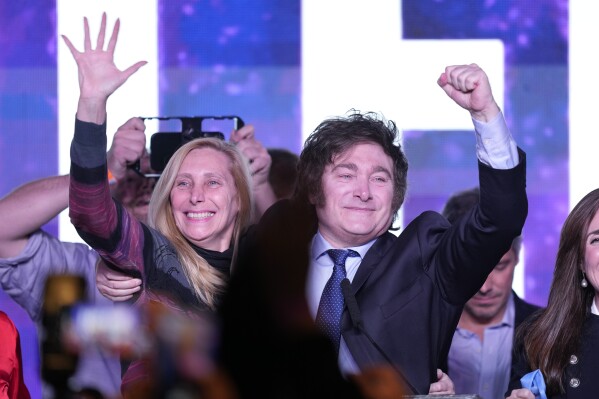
[96,259,142,302]
[428,369,455,395]
[230,124,276,218]
[230,124,271,187]
[106,117,147,181]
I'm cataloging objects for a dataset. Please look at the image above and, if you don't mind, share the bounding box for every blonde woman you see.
[64,14,267,394]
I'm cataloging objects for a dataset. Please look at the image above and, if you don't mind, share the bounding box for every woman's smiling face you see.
[169,147,239,252]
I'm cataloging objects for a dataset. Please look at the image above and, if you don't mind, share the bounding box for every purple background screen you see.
[0,1,568,396]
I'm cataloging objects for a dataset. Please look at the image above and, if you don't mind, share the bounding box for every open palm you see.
[62,13,147,102]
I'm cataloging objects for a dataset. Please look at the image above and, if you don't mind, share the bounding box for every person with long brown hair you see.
[507,188,599,398]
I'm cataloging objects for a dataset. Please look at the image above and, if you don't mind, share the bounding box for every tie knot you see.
[326,249,360,267]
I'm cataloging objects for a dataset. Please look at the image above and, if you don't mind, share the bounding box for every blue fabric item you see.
[315,249,360,352]
[520,369,548,399]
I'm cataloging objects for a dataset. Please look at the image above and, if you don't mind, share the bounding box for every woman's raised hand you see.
[62,13,147,123]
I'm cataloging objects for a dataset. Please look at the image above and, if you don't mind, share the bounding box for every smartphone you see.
[141,116,244,173]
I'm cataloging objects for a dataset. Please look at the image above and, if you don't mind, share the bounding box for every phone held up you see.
[132,115,244,176]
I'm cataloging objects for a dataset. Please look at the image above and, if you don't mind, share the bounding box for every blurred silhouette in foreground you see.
[217,195,409,399]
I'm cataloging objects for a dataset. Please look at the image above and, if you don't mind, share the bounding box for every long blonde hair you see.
[147,138,253,309]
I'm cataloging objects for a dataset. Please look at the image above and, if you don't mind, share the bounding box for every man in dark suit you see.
[217,64,527,397]
[294,63,527,395]
[441,187,540,399]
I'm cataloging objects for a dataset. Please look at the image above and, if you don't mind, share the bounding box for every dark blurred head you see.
[441,187,480,225]
[267,148,299,200]
[110,153,157,223]
[442,187,522,253]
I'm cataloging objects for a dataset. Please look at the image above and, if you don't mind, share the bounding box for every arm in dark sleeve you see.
[433,149,528,305]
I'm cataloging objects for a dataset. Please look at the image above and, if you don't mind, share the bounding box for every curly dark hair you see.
[295,111,408,222]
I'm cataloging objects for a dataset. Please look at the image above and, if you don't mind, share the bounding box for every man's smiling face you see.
[315,142,395,248]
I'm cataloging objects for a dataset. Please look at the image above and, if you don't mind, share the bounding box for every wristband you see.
[107,168,118,184]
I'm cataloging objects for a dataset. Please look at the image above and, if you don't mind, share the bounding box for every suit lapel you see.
[351,232,396,294]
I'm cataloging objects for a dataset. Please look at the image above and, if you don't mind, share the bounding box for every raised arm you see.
[230,124,277,220]
[107,117,147,182]
[0,175,69,258]
[437,63,519,169]
[0,116,145,259]
[62,14,146,124]
[65,14,147,271]
[437,63,500,122]
[434,64,527,305]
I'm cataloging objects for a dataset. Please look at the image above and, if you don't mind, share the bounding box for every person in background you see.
[266,148,299,200]
[0,117,148,399]
[0,310,31,399]
[506,188,599,399]
[441,187,539,399]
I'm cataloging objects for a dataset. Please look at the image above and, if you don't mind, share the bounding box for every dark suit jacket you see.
[513,291,541,330]
[508,314,599,399]
[340,152,528,395]
[218,151,527,398]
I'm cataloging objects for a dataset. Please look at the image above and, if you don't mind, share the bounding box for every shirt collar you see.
[456,291,516,337]
[592,298,599,315]
[311,230,377,261]
[502,292,516,327]
[482,291,515,329]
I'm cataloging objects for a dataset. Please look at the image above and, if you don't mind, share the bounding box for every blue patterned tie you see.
[315,249,360,352]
